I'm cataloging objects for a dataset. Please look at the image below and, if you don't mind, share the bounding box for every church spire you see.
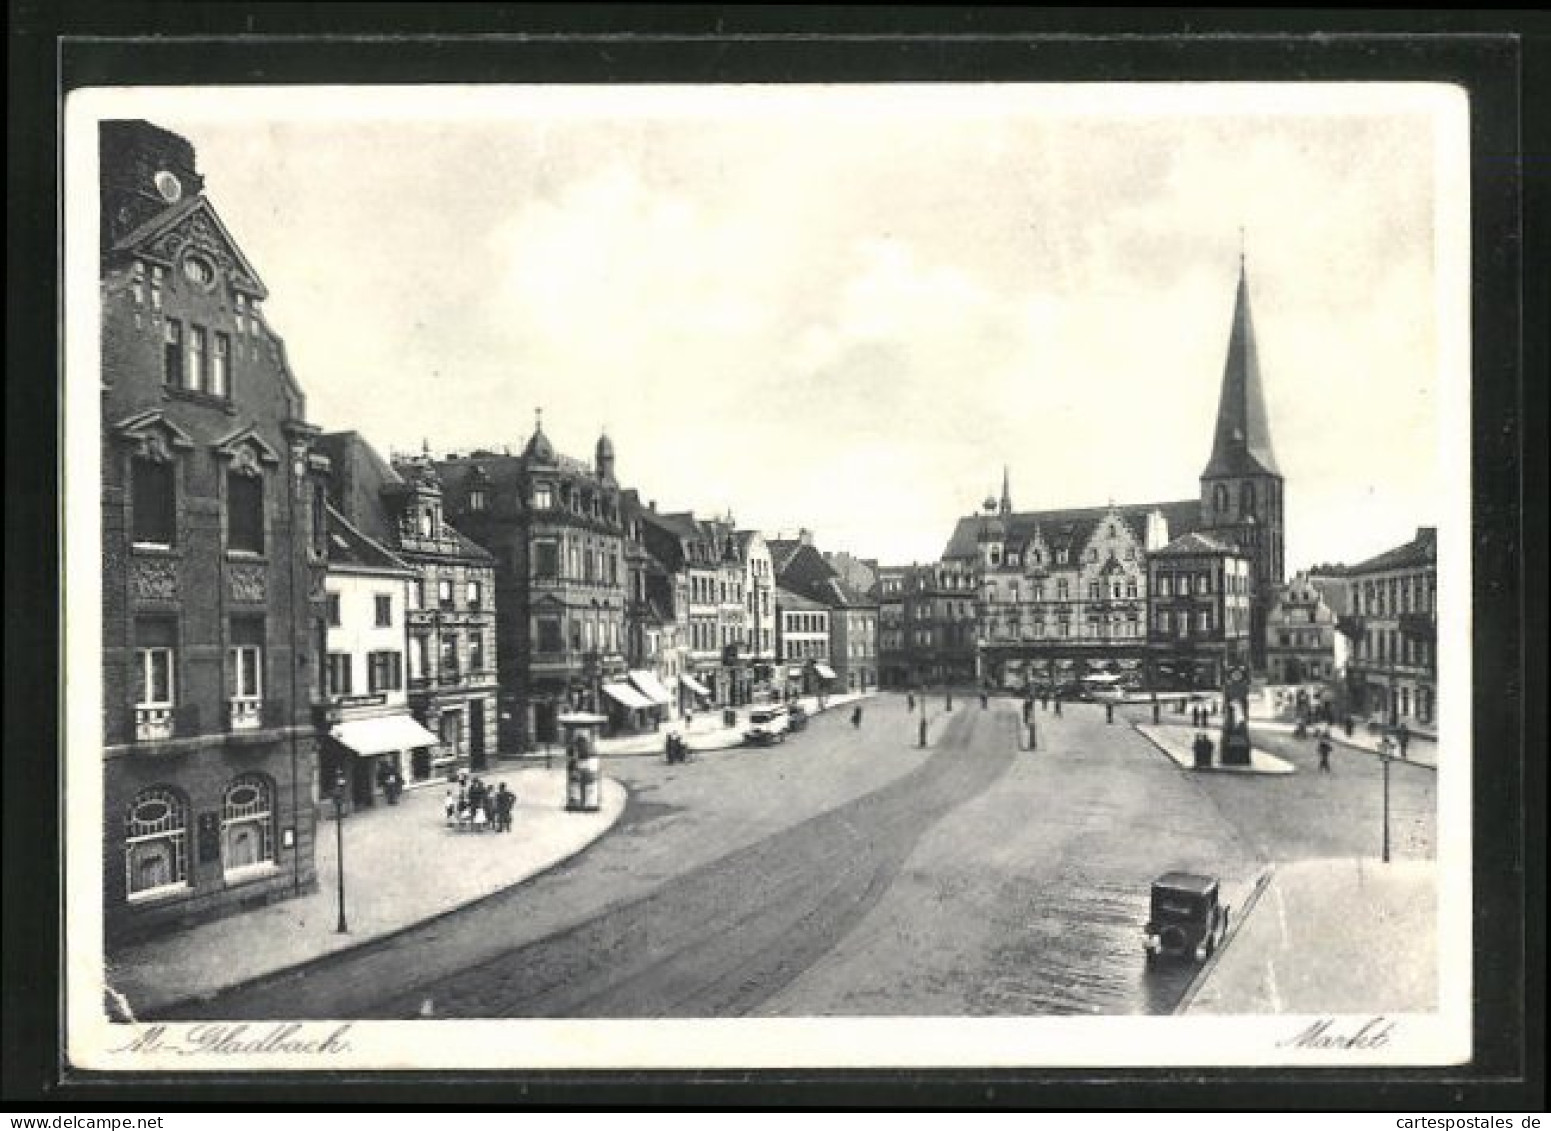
[999,465,1012,517]
[1202,254,1280,479]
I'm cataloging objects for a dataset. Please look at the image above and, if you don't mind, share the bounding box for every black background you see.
[7,4,1544,1111]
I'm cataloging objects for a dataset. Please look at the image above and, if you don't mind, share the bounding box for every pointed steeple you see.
[999,466,1013,517]
[1202,255,1280,478]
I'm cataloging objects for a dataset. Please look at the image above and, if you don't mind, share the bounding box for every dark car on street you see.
[1143,871,1229,967]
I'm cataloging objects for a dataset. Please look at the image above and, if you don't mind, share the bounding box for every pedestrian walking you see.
[444,788,457,827]
[979,691,989,710]
[851,706,863,729]
[1317,734,1332,772]
[1398,722,1411,759]
[1022,698,1032,724]
[918,716,928,748]
[1054,696,1062,717]
[1344,715,1355,738]
[907,693,916,713]
[496,783,515,832]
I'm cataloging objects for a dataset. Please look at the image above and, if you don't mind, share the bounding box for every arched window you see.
[125,787,189,898]
[222,774,276,875]
[1240,482,1257,518]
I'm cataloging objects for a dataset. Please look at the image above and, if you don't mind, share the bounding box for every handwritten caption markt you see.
[111,1023,354,1057]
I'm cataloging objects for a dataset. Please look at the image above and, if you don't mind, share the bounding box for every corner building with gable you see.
[99,121,330,940]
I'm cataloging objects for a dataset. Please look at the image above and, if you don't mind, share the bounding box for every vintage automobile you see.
[1143,871,1230,967]
[743,705,791,746]
[786,703,809,732]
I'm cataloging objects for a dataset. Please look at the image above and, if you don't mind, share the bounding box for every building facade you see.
[1145,533,1253,691]
[100,120,328,939]
[874,565,910,688]
[736,530,778,699]
[318,508,441,810]
[318,432,500,778]
[1344,527,1438,731]
[1265,571,1348,688]
[776,587,834,696]
[436,420,627,749]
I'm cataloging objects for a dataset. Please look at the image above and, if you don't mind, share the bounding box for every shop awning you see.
[330,714,440,756]
[813,662,838,681]
[627,670,673,706]
[680,674,712,697]
[603,681,654,711]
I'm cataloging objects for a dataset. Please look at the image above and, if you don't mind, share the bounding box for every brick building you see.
[100,120,329,940]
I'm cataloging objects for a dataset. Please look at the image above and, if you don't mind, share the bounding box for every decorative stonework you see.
[130,558,177,602]
[228,563,267,603]
[149,208,263,294]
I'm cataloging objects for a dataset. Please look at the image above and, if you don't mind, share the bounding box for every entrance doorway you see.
[470,704,487,770]
[439,711,463,764]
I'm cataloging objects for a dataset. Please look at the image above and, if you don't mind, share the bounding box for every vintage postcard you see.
[63,79,1472,1071]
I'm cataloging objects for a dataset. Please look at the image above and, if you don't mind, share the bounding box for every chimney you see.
[649,500,657,512]
[799,528,813,546]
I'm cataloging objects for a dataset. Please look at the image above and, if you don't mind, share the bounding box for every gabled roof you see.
[941,499,1202,561]
[776,586,829,613]
[325,504,412,575]
[110,195,269,299]
[320,431,492,563]
[822,576,879,609]
[1202,260,1280,479]
[1154,531,1241,557]
[1347,528,1437,575]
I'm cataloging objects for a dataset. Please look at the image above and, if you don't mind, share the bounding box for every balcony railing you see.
[132,703,199,744]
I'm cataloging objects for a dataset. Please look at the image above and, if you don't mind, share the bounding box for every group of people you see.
[444,771,517,833]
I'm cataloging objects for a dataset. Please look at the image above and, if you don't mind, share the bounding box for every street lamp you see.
[331,770,349,934]
[1380,733,1394,863]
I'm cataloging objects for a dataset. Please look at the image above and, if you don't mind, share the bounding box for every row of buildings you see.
[96,119,1435,942]
[98,120,881,939]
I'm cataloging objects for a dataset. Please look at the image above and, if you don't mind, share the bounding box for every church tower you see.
[1200,255,1285,671]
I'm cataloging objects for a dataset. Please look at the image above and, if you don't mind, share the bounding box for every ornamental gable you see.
[114,197,268,299]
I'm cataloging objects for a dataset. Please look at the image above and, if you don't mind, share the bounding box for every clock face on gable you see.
[153,170,183,203]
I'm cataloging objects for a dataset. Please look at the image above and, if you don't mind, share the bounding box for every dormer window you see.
[468,487,486,512]
[533,484,553,510]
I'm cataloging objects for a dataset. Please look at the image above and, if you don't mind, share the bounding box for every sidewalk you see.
[1184,857,1437,1014]
[107,767,626,1018]
[1256,719,1438,770]
[1135,723,1296,775]
[594,690,877,757]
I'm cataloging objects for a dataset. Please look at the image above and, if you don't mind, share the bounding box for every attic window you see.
[468,488,486,512]
[182,255,215,289]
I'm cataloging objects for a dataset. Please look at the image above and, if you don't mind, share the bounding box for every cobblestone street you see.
[161,693,1436,1021]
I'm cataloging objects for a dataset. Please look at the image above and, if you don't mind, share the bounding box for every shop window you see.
[125,787,189,899]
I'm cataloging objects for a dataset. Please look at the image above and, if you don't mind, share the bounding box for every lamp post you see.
[331,770,349,934]
[1380,733,1394,863]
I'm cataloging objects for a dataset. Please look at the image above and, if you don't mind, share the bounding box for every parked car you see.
[743,705,791,746]
[1143,871,1229,967]
[786,703,809,732]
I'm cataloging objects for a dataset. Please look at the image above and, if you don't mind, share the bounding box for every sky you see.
[87,84,1466,570]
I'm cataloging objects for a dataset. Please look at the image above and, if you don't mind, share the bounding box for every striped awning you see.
[813,662,838,681]
[680,674,712,697]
